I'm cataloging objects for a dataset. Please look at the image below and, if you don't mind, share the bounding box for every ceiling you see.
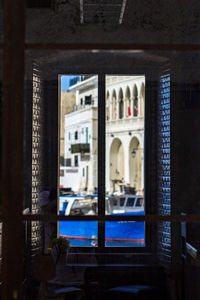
[26,0,128,25]
[1,0,200,45]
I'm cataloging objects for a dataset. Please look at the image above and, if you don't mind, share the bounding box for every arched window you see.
[140,83,145,117]
[112,90,117,120]
[133,85,139,117]
[125,86,131,117]
[118,88,124,119]
[106,91,110,120]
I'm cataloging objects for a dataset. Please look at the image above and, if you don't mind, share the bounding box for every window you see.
[74,155,78,167]
[112,198,118,206]
[4,2,200,298]
[120,197,125,206]
[68,132,71,140]
[133,85,139,117]
[59,74,145,248]
[119,88,124,119]
[71,199,97,215]
[60,156,64,166]
[85,95,92,105]
[74,131,78,140]
[86,127,88,143]
[135,198,143,207]
[126,197,135,207]
[59,75,98,218]
[66,158,71,167]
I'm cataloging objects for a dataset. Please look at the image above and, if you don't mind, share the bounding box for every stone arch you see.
[110,138,124,193]
[125,86,131,117]
[133,85,139,117]
[112,90,117,120]
[106,90,110,120]
[140,83,145,117]
[129,137,142,193]
[118,88,124,119]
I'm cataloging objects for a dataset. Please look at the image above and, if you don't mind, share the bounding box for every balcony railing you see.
[69,75,94,88]
[71,143,90,154]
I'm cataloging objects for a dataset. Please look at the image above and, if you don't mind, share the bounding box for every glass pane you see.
[105,75,145,246]
[59,221,98,247]
[105,220,145,247]
[59,74,98,216]
[58,74,98,247]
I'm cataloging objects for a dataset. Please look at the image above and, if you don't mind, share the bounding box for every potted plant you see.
[50,236,70,264]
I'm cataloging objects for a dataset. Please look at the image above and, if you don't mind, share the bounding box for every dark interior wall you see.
[171,54,200,213]
[0,82,1,214]
[37,52,166,261]
[2,2,200,298]
[170,54,200,248]
[29,51,200,267]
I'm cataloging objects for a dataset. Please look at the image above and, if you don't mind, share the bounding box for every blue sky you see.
[61,75,77,91]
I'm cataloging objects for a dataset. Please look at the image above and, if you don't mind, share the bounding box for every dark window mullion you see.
[98,73,106,250]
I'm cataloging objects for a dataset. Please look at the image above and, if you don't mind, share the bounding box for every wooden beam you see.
[22,213,200,222]
[24,43,200,51]
[2,0,25,299]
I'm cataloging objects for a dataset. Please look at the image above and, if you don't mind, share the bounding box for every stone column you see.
[131,97,134,117]
[123,98,126,118]
[76,89,79,107]
[116,98,119,120]
[141,139,144,191]
[109,100,112,121]
[138,96,141,116]
[123,136,130,185]
[106,137,111,193]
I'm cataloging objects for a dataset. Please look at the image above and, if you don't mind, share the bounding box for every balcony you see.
[71,143,90,154]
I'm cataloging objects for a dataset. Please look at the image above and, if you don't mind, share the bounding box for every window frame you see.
[58,72,153,254]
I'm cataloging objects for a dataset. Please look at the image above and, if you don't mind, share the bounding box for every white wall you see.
[61,75,144,194]
[63,106,97,193]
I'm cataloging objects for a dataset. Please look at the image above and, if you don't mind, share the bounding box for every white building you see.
[60,75,145,195]
[60,76,98,193]
[106,76,145,195]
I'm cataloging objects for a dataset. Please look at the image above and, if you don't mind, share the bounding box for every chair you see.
[33,254,83,300]
[106,285,161,300]
[84,265,166,300]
